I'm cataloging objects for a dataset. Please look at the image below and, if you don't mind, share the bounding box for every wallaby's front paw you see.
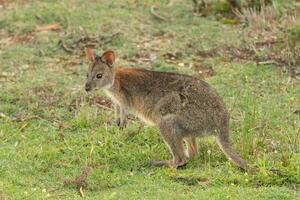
[115,118,126,129]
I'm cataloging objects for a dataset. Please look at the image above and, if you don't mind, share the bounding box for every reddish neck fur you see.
[109,67,144,92]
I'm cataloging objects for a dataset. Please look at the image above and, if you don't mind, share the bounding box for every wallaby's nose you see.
[85,84,91,92]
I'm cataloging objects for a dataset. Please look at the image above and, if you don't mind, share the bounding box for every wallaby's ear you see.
[84,48,96,62]
[101,50,115,66]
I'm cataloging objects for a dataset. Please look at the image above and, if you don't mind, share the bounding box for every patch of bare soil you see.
[0,23,61,47]
[192,62,216,79]
[0,0,28,7]
[193,5,300,80]
[24,85,65,106]
[122,32,175,67]
[58,32,121,55]
[0,32,36,46]
[196,39,299,80]
[122,51,157,69]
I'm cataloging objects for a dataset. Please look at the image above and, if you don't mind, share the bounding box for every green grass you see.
[0,0,299,199]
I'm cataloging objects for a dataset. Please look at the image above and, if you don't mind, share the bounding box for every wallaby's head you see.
[84,48,115,92]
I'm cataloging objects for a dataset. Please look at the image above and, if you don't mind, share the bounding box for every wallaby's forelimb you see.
[115,104,126,128]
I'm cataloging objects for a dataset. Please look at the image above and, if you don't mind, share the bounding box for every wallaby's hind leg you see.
[185,137,198,159]
[151,119,187,168]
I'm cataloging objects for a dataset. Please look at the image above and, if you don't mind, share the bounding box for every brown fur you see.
[85,49,249,170]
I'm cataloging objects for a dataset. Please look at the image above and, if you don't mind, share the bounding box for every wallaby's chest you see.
[104,89,156,125]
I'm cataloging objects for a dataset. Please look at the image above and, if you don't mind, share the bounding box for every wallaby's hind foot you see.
[150,159,187,168]
[150,160,170,167]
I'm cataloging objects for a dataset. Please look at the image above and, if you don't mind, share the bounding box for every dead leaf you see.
[0,112,8,119]
[198,179,210,187]
[58,123,66,141]
[193,63,216,79]
[79,186,84,197]
[293,109,300,115]
[178,62,185,67]
[36,23,60,32]
[163,52,182,61]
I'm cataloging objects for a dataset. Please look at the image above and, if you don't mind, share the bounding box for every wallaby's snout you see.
[85,83,92,92]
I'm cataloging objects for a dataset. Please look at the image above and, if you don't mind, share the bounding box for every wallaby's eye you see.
[96,73,103,79]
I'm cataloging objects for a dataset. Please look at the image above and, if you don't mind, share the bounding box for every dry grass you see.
[234,5,300,31]
[234,4,277,30]
[231,4,300,79]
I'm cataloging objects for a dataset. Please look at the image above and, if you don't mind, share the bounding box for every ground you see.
[0,0,299,199]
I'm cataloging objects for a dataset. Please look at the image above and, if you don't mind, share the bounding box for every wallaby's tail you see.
[216,128,249,171]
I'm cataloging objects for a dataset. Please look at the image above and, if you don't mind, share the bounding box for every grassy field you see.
[0,0,299,199]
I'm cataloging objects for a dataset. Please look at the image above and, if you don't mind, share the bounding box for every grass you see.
[0,0,299,199]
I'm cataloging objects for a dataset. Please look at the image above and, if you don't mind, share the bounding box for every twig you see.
[12,115,41,122]
[92,103,114,111]
[63,167,92,191]
[150,5,170,22]
[257,60,277,65]
[58,39,75,54]
[58,32,121,54]
[76,36,99,45]
[102,32,121,45]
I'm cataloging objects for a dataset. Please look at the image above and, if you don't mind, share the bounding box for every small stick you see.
[257,60,277,65]
[58,39,75,54]
[92,104,114,111]
[102,32,121,45]
[150,5,170,22]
